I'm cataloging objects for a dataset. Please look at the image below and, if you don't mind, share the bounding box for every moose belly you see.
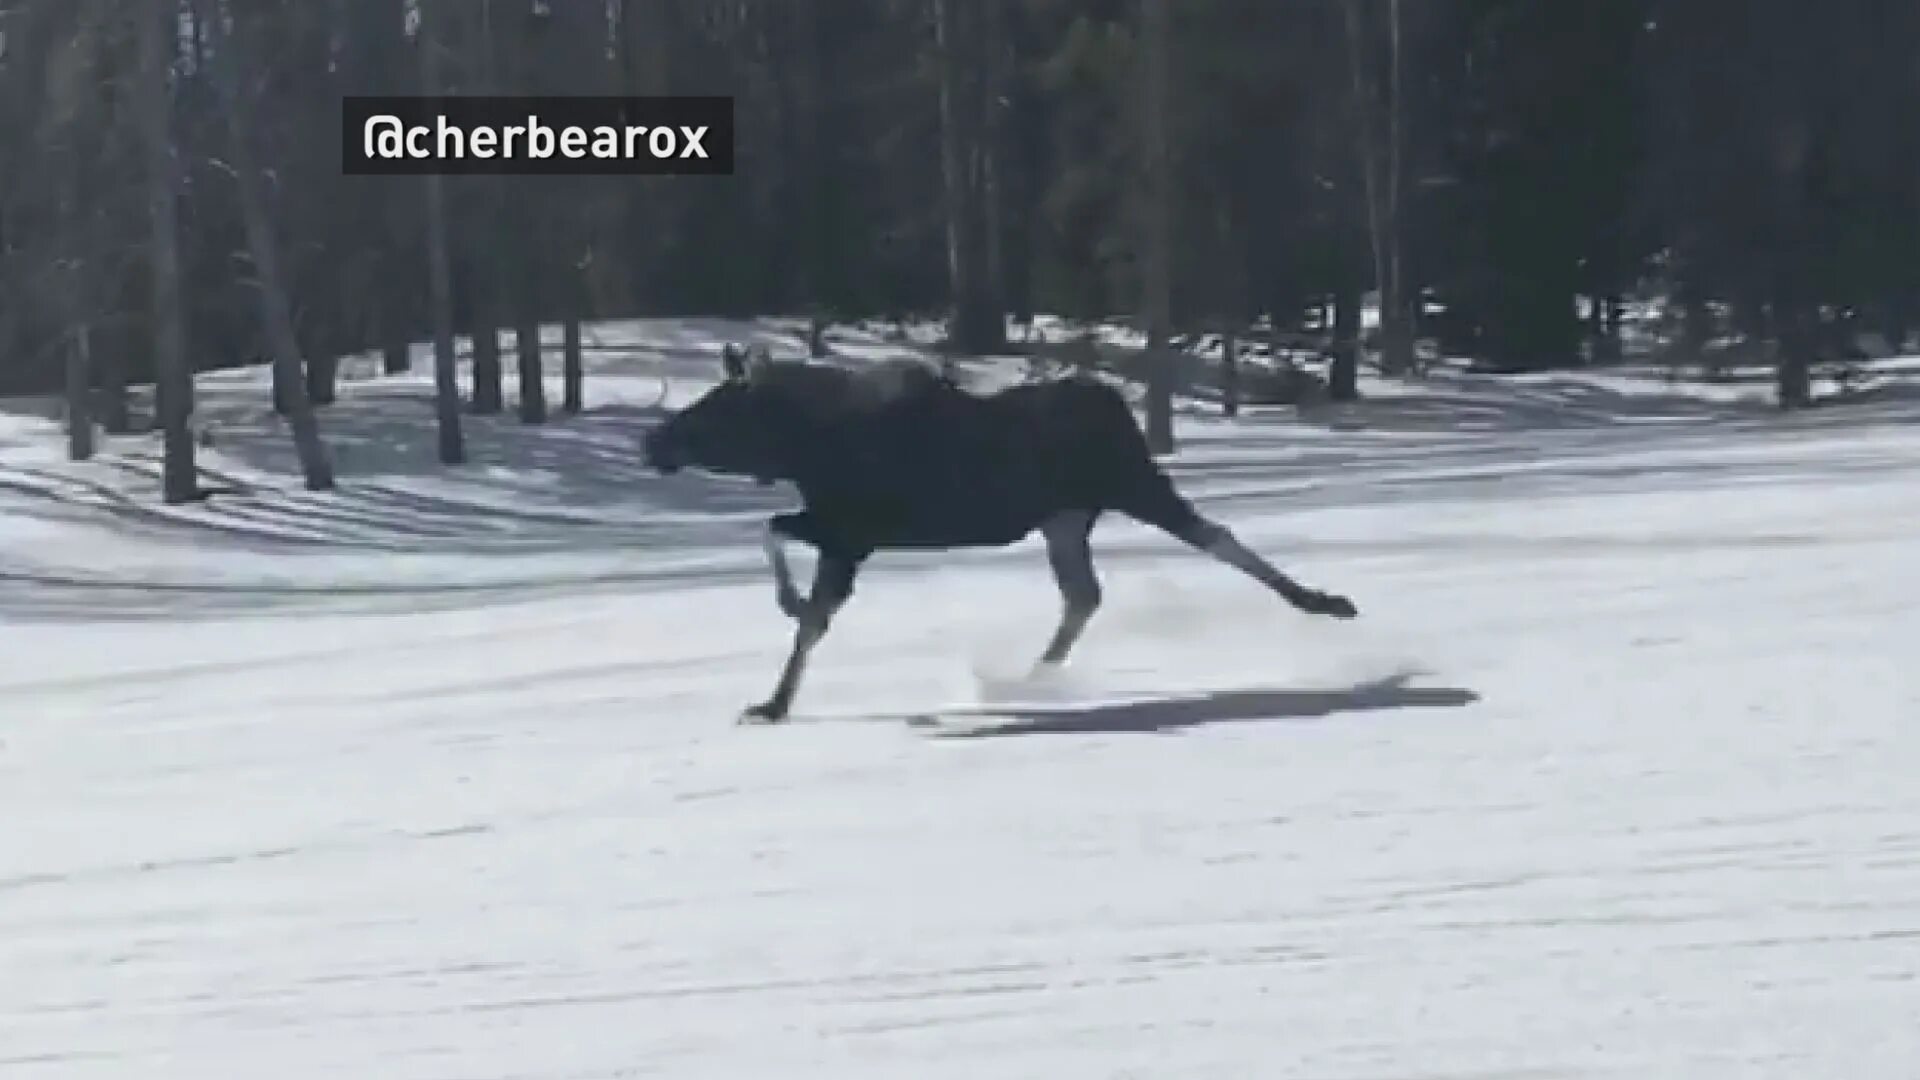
[844,493,1051,550]
[873,516,1036,549]
[818,450,1075,550]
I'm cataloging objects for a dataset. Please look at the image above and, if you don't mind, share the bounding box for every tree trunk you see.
[1330,281,1361,401]
[1775,301,1813,410]
[1770,106,1813,410]
[980,0,1007,334]
[470,315,504,413]
[1883,295,1910,352]
[509,154,546,420]
[138,0,198,503]
[209,5,334,491]
[1343,0,1413,375]
[1681,284,1712,359]
[1598,292,1624,362]
[465,0,506,414]
[47,16,94,461]
[96,319,130,433]
[382,340,410,375]
[232,187,336,490]
[1219,323,1240,418]
[67,326,94,460]
[305,351,338,407]
[1216,203,1242,418]
[1379,0,1414,375]
[932,0,1000,354]
[1140,0,1174,453]
[516,311,547,424]
[808,313,829,358]
[379,119,413,377]
[419,0,465,463]
[562,315,584,414]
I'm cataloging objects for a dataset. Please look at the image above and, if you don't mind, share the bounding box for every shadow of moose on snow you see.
[917,670,1481,739]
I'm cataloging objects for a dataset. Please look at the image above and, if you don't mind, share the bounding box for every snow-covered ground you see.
[3,319,1918,1078]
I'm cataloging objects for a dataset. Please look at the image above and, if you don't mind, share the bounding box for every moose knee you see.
[1048,559,1100,612]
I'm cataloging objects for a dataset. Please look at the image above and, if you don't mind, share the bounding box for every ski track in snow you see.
[2,318,1919,1078]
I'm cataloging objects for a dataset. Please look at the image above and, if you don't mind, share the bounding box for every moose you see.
[642,351,1358,722]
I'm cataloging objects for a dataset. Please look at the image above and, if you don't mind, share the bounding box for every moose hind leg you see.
[743,553,860,722]
[1183,518,1357,618]
[1037,510,1102,668]
[1110,472,1356,618]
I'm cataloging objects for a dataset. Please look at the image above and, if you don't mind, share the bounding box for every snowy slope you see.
[3,320,1919,1078]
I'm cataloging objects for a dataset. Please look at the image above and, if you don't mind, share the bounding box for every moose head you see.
[643,344,788,484]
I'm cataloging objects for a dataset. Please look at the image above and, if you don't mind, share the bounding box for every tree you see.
[136,0,198,503]
[41,2,100,460]
[457,0,506,414]
[933,0,1005,354]
[505,2,547,425]
[1138,0,1173,453]
[1344,0,1414,375]
[417,0,465,463]
[207,0,335,490]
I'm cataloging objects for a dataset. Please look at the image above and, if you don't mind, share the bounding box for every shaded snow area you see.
[3,318,1918,1078]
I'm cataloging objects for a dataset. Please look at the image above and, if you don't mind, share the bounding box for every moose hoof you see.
[1313,592,1359,619]
[740,701,789,724]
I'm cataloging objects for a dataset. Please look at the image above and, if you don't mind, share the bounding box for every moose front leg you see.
[763,517,807,619]
[742,552,861,723]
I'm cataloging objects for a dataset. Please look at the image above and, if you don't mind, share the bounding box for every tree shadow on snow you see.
[923,671,1479,739]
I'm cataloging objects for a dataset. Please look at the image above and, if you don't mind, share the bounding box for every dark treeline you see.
[2,0,1916,492]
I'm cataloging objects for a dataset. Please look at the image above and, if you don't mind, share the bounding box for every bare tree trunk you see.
[980,0,1007,334]
[210,5,334,491]
[471,315,503,412]
[785,2,831,358]
[96,318,130,432]
[1342,0,1384,372]
[1216,204,1242,418]
[1219,323,1240,418]
[932,0,999,354]
[1771,105,1813,410]
[465,0,506,414]
[808,314,829,358]
[1140,0,1174,453]
[306,347,338,406]
[419,0,465,463]
[507,16,547,427]
[516,303,547,423]
[1380,0,1413,375]
[933,0,970,346]
[1588,292,1625,364]
[1343,0,1412,376]
[232,187,336,489]
[45,10,95,461]
[67,326,94,460]
[562,311,584,414]
[138,0,198,503]
[1330,280,1361,401]
[1775,301,1813,410]
[382,339,411,374]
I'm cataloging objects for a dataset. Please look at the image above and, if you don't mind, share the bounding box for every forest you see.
[1,0,1915,501]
